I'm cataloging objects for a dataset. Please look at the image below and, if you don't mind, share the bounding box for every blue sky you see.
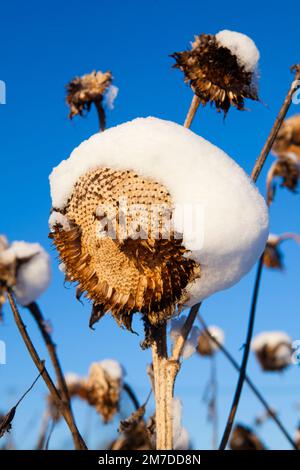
[0,0,299,450]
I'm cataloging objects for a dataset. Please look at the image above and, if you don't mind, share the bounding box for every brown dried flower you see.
[263,233,300,270]
[110,406,154,450]
[85,361,123,423]
[49,361,123,423]
[268,115,300,204]
[171,31,259,115]
[252,331,292,372]
[66,71,112,130]
[197,326,224,357]
[230,423,265,450]
[50,168,200,331]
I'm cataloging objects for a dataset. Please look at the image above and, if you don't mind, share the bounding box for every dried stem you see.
[219,256,264,449]
[26,301,86,449]
[123,382,140,411]
[171,303,201,361]
[152,322,174,450]
[7,290,87,450]
[94,99,106,132]
[152,304,202,449]
[251,65,300,183]
[198,315,297,449]
[184,94,201,128]
[210,356,218,450]
[217,69,300,448]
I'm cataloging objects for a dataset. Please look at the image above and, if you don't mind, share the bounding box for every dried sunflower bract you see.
[172,30,259,115]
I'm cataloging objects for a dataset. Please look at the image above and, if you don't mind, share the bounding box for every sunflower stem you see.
[26,301,86,449]
[94,99,106,132]
[198,314,298,450]
[251,65,300,183]
[219,256,264,449]
[152,322,176,450]
[184,94,200,128]
[7,291,87,450]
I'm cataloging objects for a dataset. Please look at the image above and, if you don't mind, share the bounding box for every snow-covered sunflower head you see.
[49,117,268,332]
[251,331,293,372]
[171,30,259,115]
[0,236,51,315]
[66,70,112,119]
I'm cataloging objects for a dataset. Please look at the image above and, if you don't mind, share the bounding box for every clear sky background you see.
[0,0,299,450]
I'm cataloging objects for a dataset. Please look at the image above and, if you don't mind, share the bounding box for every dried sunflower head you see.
[252,331,292,372]
[263,233,300,270]
[268,115,300,204]
[50,167,200,331]
[66,70,113,131]
[85,360,123,423]
[230,423,265,450]
[49,118,268,333]
[197,326,224,357]
[171,30,259,115]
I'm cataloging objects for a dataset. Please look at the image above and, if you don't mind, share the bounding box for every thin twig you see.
[210,356,218,450]
[219,256,264,449]
[251,65,300,183]
[198,315,298,449]
[26,301,86,450]
[7,290,87,450]
[184,94,201,128]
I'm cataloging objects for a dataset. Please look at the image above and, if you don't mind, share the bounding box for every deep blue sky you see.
[0,0,299,450]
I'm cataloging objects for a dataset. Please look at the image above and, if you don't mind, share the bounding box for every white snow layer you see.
[252,331,292,351]
[50,117,269,304]
[170,316,200,359]
[1,241,51,306]
[215,30,260,72]
[98,359,124,381]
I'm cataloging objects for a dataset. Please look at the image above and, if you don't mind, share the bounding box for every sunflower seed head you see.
[51,167,200,330]
[171,33,259,115]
